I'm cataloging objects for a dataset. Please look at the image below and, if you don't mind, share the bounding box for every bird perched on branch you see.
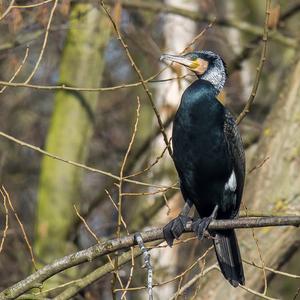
[160,50,245,287]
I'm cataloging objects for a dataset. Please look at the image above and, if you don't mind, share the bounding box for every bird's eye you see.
[184,53,197,61]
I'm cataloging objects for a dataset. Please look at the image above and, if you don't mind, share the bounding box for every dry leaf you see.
[9,55,19,71]
[58,0,70,17]
[36,5,50,27]
[8,8,23,33]
[268,4,280,29]
[113,0,122,30]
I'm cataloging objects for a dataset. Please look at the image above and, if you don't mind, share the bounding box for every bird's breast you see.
[172,89,232,206]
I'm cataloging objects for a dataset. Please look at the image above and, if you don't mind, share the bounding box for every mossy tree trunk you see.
[35,3,111,262]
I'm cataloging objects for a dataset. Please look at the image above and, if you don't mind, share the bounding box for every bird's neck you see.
[199,66,226,94]
[182,79,220,106]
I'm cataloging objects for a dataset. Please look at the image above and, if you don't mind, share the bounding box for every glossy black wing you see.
[223,110,245,209]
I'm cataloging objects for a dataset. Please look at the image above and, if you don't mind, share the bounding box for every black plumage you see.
[161,51,245,287]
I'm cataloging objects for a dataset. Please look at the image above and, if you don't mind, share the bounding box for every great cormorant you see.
[160,50,245,287]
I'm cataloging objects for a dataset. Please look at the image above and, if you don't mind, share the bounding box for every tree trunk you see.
[195,55,300,299]
[34,3,111,262]
[148,0,198,298]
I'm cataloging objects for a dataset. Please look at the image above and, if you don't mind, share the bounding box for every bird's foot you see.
[163,214,192,247]
[191,205,219,240]
[191,217,213,240]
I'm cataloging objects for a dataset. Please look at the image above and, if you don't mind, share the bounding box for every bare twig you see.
[0,188,9,254]
[0,216,299,299]
[239,284,279,300]
[74,205,126,295]
[74,205,100,244]
[0,73,188,92]
[243,259,300,279]
[0,0,15,22]
[168,265,218,300]
[113,97,140,298]
[293,288,300,300]
[105,189,129,232]
[0,47,29,94]
[124,138,171,179]
[1,186,37,271]
[236,0,271,124]
[100,0,173,157]
[115,246,213,292]
[242,202,268,296]
[24,0,58,83]
[0,130,175,190]
[248,156,270,174]
[12,0,54,9]
[121,247,135,300]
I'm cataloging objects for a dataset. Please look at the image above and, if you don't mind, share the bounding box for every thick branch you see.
[0,216,299,299]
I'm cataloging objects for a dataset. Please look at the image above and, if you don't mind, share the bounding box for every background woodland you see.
[0,0,299,299]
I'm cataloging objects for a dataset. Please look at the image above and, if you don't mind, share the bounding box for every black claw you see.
[191,217,213,240]
[191,205,219,240]
[163,222,176,246]
[163,214,192,247]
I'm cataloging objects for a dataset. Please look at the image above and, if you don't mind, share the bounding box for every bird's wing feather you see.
[223,110,245,209]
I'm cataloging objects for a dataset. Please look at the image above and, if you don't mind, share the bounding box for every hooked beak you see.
[160,54,198,69]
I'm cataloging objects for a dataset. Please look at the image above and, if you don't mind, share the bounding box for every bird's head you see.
[160,50,227,93]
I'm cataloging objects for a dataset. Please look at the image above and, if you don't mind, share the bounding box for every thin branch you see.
[113,97,140,297]
[2,186,37,271]
[243,259,300,279]
[124,139,170,179]
[248,156,270,174]
[0,188,9,254]
[0,47,29,94]
[120,247,134,300]
[12,0,54,9]
[23,0,58,83]
[74,205,100,244]
[0,0,15,22]
[239,284,279,300]
[0,71,183,92]
[168,265,218,300]
[0,216,299,299]
[242,201,268,296]
[105,189,129,232]
[293,288,300,300]
[100,0,173,157]
[236,0,271,124]
[74,205,126,295]
[0,130,175,190]
[114,246,213,292]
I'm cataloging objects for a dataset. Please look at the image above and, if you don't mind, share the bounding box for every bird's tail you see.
[213,229,245,287]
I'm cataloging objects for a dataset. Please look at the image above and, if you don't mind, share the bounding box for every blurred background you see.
[0,0,299,299]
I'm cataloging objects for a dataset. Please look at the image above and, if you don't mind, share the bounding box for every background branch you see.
[105,0,297,48]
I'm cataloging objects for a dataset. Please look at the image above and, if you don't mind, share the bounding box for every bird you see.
[160,50,245,287]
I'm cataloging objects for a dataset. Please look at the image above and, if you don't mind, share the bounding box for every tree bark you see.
[196,55,300,299]
[35,3,111,262]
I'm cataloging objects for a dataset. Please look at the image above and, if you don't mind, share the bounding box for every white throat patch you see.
[201,57,226,92]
